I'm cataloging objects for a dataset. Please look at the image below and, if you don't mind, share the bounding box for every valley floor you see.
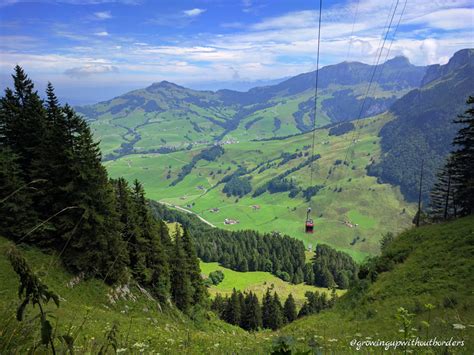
[106,114,416,262]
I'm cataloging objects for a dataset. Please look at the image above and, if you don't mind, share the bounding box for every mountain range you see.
[79,49,473,204]
[78,54,426,155]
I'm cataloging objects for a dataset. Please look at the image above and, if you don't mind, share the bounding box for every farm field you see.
[200,261,345,308]
[105,113,416,261]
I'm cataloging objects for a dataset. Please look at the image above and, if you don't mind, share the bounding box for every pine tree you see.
[261,288,273,329]
[241,292,261,331]
[429,160,457,220]
[0,66,47,176]
[0,148,35,239]
[298,302,309,318]
[223,289,241,325]
[148,221,171,304]
[128,179,171,304]
[283,293,297,323]
[320,267,335,288]
[171,231,192,312]
[211,293,226,318]
[449,96,474,216]
[335,271,350,289]
[0,67,48,243]
[304,263,315,285]
[269,292,284,330]
[62,119,128,284]
[114,178,144,277]
[181,228,206,306]
[292,267,304,284]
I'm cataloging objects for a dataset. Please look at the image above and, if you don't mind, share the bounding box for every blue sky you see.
[0,0,473,104]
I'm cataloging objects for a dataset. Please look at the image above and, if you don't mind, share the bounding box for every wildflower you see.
[452,324,466,330]
[117,348,127,353]
[133,342,147,348]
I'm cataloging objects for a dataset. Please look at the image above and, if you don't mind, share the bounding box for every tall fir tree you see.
[270,292,285,329]
[0,148,35,239]
[114,178,143,276]
[0,66,47,177]
[211,293,226,318]
[430,159,457,220]
[132,180,170,304]
[223,289,241,326]
[449,96,474,216]
[181,228,206,306]
[261,288,273,329]
[241,292,262,331]
[283,293,297,323]
[171,231,192,312]
[62,116,128,283]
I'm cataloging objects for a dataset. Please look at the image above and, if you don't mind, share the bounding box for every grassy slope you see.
[0,236,272,354]
[88,79,409,155]
[1,218,471,353]
[200,261,345,309]
[106,113,416,261]
[272,216,474,353]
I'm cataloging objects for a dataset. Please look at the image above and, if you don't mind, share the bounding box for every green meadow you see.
[200,261,345,309]
[105,113,416,261]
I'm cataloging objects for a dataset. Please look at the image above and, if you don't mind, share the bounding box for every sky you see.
[0,0,473,104]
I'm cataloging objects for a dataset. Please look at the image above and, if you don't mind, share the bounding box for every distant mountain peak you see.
[148,80,183,89]
[421,48,473,86]
[385,56,411,66]
[447,48,473,68]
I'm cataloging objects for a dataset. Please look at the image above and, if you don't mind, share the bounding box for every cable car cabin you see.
[305,219,314,233]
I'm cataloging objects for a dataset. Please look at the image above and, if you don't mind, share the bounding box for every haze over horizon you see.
[1,0,473,104]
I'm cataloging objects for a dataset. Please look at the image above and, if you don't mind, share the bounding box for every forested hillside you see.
[368,48,474,202]
[0,67,206,314]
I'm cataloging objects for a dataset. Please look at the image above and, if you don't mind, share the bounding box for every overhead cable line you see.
[309,0,324,201]
[341,0,401,167]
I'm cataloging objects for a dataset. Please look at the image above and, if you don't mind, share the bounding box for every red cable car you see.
[305,207,314,233]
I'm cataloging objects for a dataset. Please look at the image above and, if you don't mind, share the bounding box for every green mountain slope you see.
[78,56,425,159]
[369,48,474,202]
[0,235,272,354]
[106,113,416,261]
[2,217,472,353]
[273,216,474,353]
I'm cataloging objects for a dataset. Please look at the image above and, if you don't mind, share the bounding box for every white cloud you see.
[93,11,112,20]
[64,64,119,77]
[406,8,474,30]
[1,0,472,87]
[183,8,206,17]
